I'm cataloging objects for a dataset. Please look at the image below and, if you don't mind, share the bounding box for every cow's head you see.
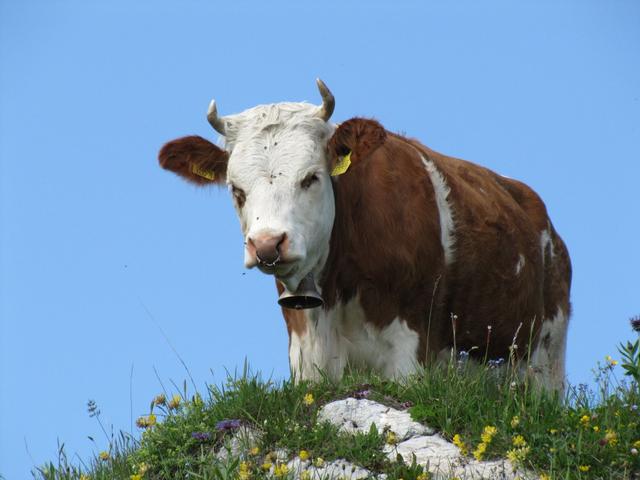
[159,80,344,293]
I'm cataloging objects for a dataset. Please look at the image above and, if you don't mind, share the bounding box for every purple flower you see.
[399,401,413,409]
[215,419,242,432]
[353,389,371,399]
[191,431,211,441]
[631,315,640,333]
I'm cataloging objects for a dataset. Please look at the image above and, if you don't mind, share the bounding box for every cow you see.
[159,80,571,393]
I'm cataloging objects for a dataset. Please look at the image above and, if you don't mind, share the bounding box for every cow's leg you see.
[378,318,422,379]
[526,308,569,394]
[286,307,347,382]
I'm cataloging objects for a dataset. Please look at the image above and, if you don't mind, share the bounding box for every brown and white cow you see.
[159,80,571,392]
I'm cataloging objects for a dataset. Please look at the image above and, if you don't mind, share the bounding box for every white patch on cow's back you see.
[420,155,455,265]
[288,296,421,381]
[515,254,525,275]
[527,307,569,393]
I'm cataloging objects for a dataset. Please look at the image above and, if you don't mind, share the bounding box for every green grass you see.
[34,331,640,480]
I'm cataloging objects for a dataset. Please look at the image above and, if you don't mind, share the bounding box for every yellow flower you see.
[510,416,520,428]
[261,461,272,471]
[416,473,429,480]
[313,457,325,467]
[578,465,590,472]
[137,463,149,475]
[506,446,529,464]
[250,446,260,456]
[452,434,468,456]
[168,394,181,410]
[385,431,398,445]
[549,447,557,453]
[98,451,109,461]
[604,429,618,446]
[130,475,142,480]
[153,393,166,406]
[273,463,289,477]
[481,425,497,443]
[80,475,90,480]
[147,414,157,427]
[592,426,600,432]
[539,474,551,480]
[579,415,590,427]
[301,471,312,480]
[549,428,558,434]
[238,461,252,480]
[473,442,487,461]
[633,440,640,449]
[512,435,527,448]
[605,355,618,366]
[303,393,315,406]
[299,450,310,461]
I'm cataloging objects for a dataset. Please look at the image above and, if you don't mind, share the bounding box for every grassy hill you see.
[35,320,640,480]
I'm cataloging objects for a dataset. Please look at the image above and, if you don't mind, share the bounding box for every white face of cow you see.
[222,103,336,292]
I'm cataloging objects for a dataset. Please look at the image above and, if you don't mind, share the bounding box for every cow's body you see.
[159,81,571,392]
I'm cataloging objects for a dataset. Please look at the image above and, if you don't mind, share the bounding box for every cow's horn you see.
[315,78,335,122]
[278,272,324,310]
[207,99,227,135]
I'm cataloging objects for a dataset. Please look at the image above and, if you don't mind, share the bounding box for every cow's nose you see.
[248,233,286,266]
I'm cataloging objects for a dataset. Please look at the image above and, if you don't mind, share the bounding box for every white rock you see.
[318,398,434,441]
[384,433,461,465]
[214,427,261,460]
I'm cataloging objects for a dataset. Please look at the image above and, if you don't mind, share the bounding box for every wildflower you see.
[99,451,109,461]
[147,413,157,427]
[605,355,618,366]
[593,425,600,432]
[250,446,260,456]
[472,442,487,461]
[301,471,312,480]
[452,434,468,456]
[386,430,398,445]
[512,435,527,448]
[153,393,166,406]
[510,416,520,428]
[130,475,142,480]
[261,461,272,471]
[191,431,211,442]
[480,425,497,443]
[604,429,618,446]
[549,428,558,434]
[168,394,181,410]
[238,461,251,480]
[506,446,529,464]
[579,415,590,427]
[539,474,551,480]
[273,463,289,477]
[634,440,640,449]
[353,389,371,399]
[303,393,315,406]
[631,448,638,456]
[578,465,590,472]
[215,419,242,432]
[136,417,149,429]
[299,450,310,461]
[80,475,90,480]
[630,315,640,332]
[416,473,429,480]
[314,457,325,467]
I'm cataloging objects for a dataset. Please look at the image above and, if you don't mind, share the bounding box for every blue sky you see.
[1,1,639,478]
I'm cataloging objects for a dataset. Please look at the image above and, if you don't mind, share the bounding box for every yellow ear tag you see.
[331,151,352,176]
[191,164,216,181]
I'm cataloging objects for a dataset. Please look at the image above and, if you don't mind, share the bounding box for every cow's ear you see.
[326,118,387,175]
[159,135,228,185]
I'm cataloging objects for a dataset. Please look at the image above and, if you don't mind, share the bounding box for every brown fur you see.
[323,118,571,362]
[158,135,228,185]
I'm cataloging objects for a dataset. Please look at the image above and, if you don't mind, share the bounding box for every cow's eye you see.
[231,185,246,208]
[301,173,319,190]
